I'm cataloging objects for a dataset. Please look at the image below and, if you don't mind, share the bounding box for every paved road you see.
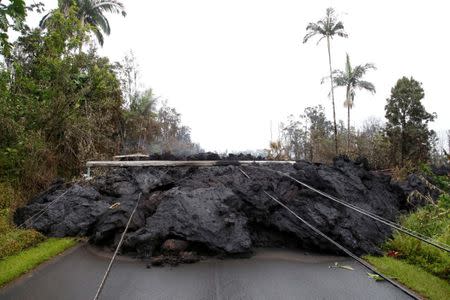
[1,245,413,300]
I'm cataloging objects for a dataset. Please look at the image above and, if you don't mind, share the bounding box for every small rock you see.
[150,255,165,266]
[161,239,189,254]
[180,251,200,264]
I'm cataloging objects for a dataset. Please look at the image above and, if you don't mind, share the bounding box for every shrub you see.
[386,194,450,280]
[0,183,22,210]
[0,209,45,259]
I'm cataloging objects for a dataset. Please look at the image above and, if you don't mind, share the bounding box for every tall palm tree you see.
[332,53,376,153]
[303,7,348,155]
[40,0,126,46]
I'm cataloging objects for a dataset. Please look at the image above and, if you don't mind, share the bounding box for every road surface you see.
[0,244,413,300]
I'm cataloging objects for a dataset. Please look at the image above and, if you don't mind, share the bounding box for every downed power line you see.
[239,168,419,300]
[92,192,142,300]
[245,165,450,253]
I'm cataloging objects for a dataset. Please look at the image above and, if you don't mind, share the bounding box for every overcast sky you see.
[29,0,450,152]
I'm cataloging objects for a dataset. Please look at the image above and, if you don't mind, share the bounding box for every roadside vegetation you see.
[0,0,199,286]
[0,208,44,259]
[386,194,449,280]
[1,206,75,287]
[367,171,450,299]
[0,238,77,286]
[365,256,450,300]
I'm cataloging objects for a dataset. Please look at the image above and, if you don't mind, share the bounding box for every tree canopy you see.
[303,7,348,155]
[331,53,376,152]
[385,77,436,165]
[40,0,126,46]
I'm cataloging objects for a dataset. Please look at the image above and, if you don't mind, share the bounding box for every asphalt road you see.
[1,245,413,300]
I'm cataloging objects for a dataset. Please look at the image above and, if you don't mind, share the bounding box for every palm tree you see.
[332,54,376,153]
[303,7,348,155]
[40,0,126,46]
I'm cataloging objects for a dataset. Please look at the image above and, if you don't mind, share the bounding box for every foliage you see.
[40,0,126,46]
[353,118,391,169]
[0,182,23,209]
[0,209,45,259]
[385,192,450,280]
[420,164,450,193]
[330,53,376,153]
[331,54,376,106]
[385,77,436,166]
[1,5,200,207]
[114,53,201,156]
[281,105,334,162]
[303,7,348,155]
[0,0,25,56]
[266,141,289,160]
[303,7,348,44]
[0,8,124,193]
[0,237,76,286]
[279,107,392,168]
[365,255,450,300]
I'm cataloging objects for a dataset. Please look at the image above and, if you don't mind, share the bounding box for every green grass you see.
[0,191,78,287]
[366,256,450,300]
[385,193,450,280]
[0,237,77,286]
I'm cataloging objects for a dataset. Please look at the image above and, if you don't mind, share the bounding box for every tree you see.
[114,50,139,107]
[281,105,333,161]
[40,0,126,46]
[281,116,307,160]
[303,7,348,155]
[1,9,123,191]
[0,0,44,57]
[354,118,390,169]
[385,77,436,165]
[331,53,376,153]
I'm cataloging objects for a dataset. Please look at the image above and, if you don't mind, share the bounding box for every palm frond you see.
[315,35,326,45]
[92,0,125,15]
[356,80,376,93]
[325,7,336,19]
[91,26,104,46]
[335,31,348,38]
[305,22,320,31]
[39,10,54,28]
[333,76,348,87]
[320,75,329,84]
[303,30,318,43]
[353,63,376,79]
[332,21,346,32]
[87,10,111,35]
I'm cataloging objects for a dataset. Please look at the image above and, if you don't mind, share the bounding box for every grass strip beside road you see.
[365,255,450,300]
[0,237,77,287]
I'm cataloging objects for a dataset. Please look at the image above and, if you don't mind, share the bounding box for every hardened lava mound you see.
[14,157,437,263]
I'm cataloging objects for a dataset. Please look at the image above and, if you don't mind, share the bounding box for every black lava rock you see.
[14,159,432,258]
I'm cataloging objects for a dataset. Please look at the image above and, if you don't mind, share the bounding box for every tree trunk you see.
[400,128,405,166]
[78,17,85,54]
[326,35,338,155]
[347,104,350,154]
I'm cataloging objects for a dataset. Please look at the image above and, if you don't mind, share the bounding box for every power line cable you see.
[17,189,70,229]
[239,168,419,300]
[245,165,450,253]
[93,192,142,300]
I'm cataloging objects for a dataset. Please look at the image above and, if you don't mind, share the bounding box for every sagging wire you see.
[239,168,419,300]
[92,192,142,300]
[246,165,450,253]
